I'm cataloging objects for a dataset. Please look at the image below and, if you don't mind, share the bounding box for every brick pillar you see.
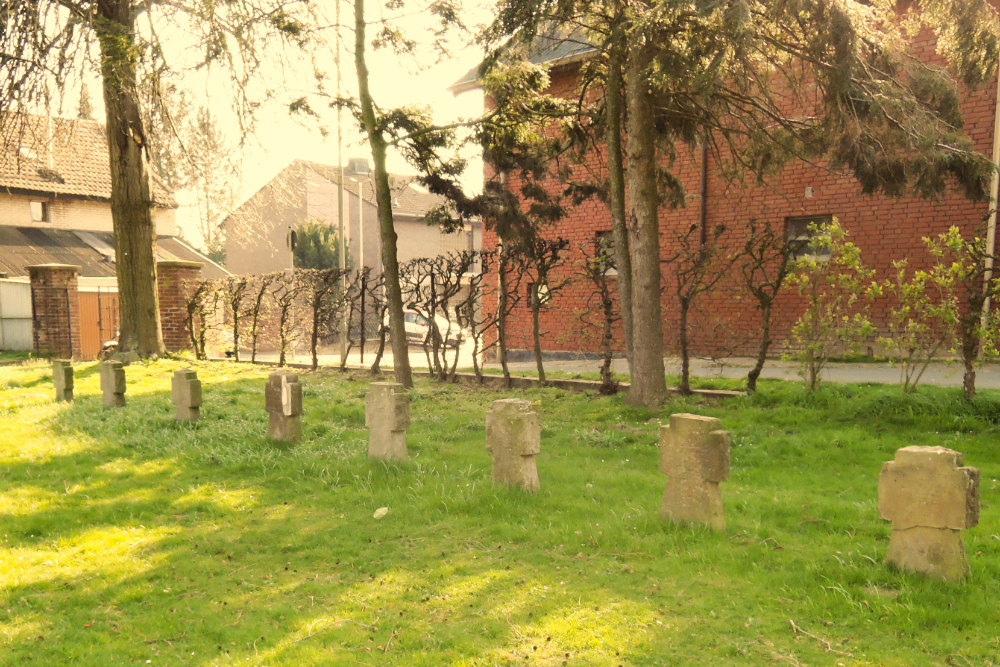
[27,264,82,359]
[157,260,204,353]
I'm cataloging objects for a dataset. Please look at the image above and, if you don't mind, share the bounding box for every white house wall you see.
[0,194,177,236]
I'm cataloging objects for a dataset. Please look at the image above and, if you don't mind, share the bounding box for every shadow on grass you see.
[2,362,1000,664]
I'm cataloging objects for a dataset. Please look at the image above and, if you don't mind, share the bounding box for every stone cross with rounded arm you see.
[659,413,730,530]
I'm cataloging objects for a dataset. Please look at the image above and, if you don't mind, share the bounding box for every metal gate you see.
[79,288,119,360]
[0,279,32,351]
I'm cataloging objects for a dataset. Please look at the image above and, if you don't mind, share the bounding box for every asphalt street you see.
[249,340,1000,389]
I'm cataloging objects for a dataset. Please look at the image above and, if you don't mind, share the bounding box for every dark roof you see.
[297,159,448,219]
[0,227,227,280]
[451,25,598,93]
[0,114,176,207]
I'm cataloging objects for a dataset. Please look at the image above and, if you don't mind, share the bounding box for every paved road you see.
[251,340,1000,389]
[493,355,1000,388]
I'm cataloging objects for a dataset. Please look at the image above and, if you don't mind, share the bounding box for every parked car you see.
[385,310,466,348]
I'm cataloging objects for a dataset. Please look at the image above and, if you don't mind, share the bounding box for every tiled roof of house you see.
[450,24,597,93]
[0,227,227,279]
[297,159,449,219]
[0,114,176,207]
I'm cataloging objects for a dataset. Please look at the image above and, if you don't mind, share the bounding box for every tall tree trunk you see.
[96,1,164,358]
[355,0,412,387]
[606,26,634,378]
[599,274,616,394]
[624,46,666,408]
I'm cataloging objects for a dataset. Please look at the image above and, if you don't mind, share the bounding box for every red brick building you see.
[454,28,1000,359]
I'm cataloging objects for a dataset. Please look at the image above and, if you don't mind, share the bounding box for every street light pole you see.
[336,0,347,364]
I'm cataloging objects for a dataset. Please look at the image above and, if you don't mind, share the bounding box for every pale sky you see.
[53,1,491,249]
[172,0,491,248]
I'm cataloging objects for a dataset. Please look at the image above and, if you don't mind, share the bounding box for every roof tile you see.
[0,114,176,207]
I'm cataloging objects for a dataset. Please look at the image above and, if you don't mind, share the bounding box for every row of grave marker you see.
[53,359,201,418]
[50,361,981,582]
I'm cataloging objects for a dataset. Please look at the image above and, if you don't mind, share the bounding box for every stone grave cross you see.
[171,369,202,422]
[365,382,410,460]
[52,359,74,402]
[878,445,979,581]
[659,413,730,530]
[265,370,302,444]
[99,360,126,408]
[485,398,541,492]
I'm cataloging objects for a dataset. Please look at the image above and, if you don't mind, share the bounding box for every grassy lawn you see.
[0,350,32,364]
[1,358,998,665]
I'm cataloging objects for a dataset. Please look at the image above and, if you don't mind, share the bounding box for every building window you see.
[29,201,50,223]
[786,214,833,259]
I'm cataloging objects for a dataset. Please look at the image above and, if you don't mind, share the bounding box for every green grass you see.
[1,358,999,665]
[0,349,32,363]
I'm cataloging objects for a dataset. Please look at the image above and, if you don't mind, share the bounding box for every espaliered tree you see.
[342,0,474,388]
[485,0,1000,407]
[220,275,251,362]
[416,60,580,388]
[0,1,314,358]
[247,272,278,363]
[362,270,390,375]
[578,236,620,394]
[739,220,799,393]
[667,223,734,395]
[453,251,490,382]
[184,279,217,360]
[525,236,570,385]
[272,272,304,367]
[299,268,347,371]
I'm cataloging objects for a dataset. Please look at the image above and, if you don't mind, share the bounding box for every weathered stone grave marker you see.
[659,413,730,530]
[171,369,202,422]
[99,360,126,408]
[52,359,74,402]
[485,398,541,492]
[878,446,979,581]
[365,382,409,460]
[265,370,302,444]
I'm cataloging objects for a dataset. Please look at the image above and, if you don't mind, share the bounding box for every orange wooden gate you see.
[78,289,119,360]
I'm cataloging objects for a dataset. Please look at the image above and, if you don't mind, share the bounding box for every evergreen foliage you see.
[292,221,350,271]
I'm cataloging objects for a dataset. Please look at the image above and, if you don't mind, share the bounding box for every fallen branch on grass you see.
[788,619,853,657]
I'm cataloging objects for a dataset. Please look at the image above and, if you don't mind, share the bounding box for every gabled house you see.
[223,158,482,276]
[0,114,227,358]
[0,114,227,280]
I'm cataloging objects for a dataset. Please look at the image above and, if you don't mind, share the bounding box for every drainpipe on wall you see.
[982,69,1000,327]
[699,142,708,246]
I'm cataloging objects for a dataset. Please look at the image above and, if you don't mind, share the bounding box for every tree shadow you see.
[2,361,998,664]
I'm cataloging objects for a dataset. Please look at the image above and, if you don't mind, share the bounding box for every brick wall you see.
[27,264,82,359]
[483,32,999,359]
[157,261,204,352]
